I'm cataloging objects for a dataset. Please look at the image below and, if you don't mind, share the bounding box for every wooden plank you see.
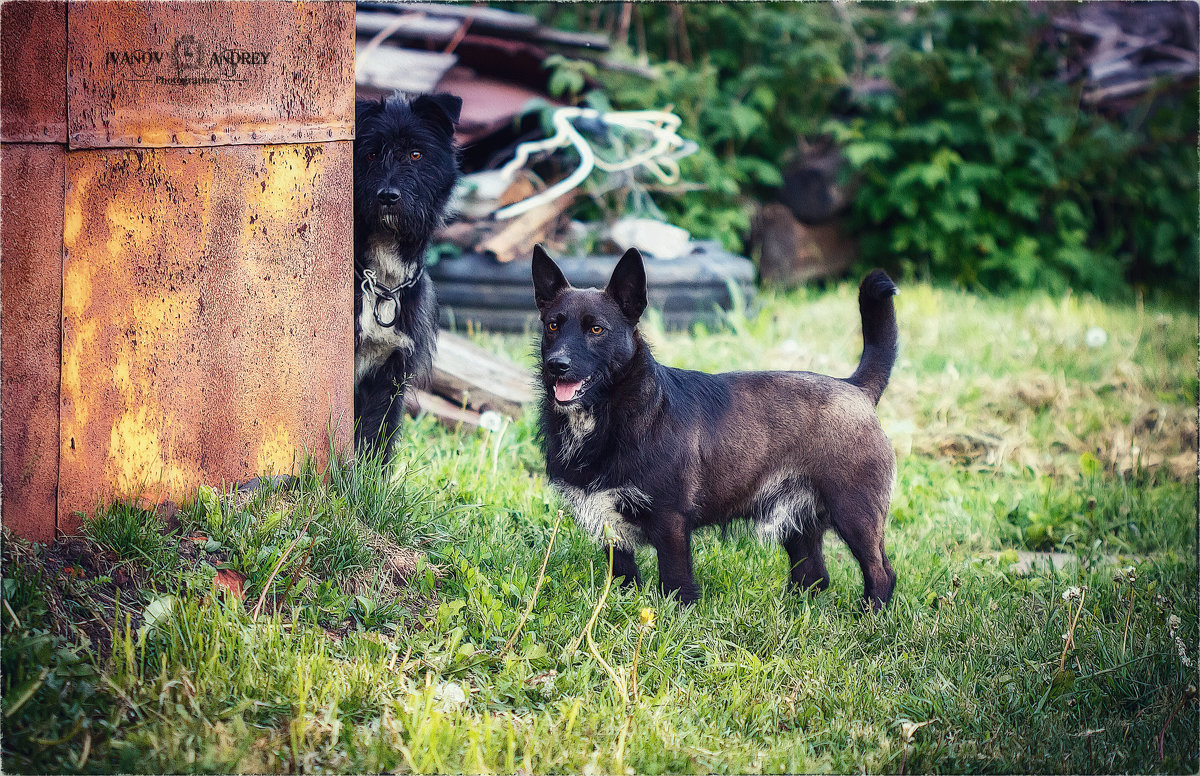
[411,389,485,431]
[479,193,575,264]
[354,44,457,94]
[355,11,461,40]
[366,3,539,33]
[431,332,534,418]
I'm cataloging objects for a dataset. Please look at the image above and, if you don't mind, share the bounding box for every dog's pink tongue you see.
[554,380,583,402]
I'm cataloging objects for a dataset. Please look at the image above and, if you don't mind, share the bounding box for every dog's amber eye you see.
[590,325,604,335]
[547,321,558,332]
[409,150,422,160]
[367,152,377,161]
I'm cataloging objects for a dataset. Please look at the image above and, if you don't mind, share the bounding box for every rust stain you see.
[1,144,67,542]
[1,1,67,143]
[58,143,353,531]
[66,1,354,149]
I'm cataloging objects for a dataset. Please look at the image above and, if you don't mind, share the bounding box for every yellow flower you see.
[639,608,656,630]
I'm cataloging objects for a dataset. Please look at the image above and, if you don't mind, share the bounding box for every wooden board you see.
[354,44,457,94]
[480,192,575,264]
[431,331,534,417]
[411,389,484,431]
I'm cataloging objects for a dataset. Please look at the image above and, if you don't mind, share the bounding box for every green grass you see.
[81,502,177,571]
[2,280,1196,773]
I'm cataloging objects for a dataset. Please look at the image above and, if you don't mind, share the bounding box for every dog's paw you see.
[660,582,700,607]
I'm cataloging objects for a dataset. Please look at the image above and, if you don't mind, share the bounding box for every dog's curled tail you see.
[847,269,899,406]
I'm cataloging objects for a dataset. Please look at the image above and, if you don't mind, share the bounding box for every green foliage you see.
[582,4,851,253]
[82,501,176,571]
[2,563,113,772]
[829,4,1198,299]
[543,54,595,100]
[535,3,1196,299]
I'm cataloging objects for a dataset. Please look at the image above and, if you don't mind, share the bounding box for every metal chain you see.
[360,268,420,329]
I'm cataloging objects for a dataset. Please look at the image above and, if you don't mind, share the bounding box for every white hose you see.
[492,107,696,221]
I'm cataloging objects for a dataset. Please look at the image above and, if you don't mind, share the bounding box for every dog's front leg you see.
[650,518,699,605]
[610,547,641,588]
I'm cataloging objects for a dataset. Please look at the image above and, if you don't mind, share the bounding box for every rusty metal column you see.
[1,1,68,542]
[56,1,356,532]
[2,1,356,539]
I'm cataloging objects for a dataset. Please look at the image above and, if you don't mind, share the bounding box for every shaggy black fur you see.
[532,245,900,610]
[353,92,461,455]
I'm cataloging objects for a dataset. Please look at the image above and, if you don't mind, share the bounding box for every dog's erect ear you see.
[532,244,570,311]
[355,97,385,127]
[412,93,463,137]
[605,248,647,322]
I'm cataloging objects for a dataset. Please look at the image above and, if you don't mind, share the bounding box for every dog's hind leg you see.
[783,527,830,594]
[827,492,895,612]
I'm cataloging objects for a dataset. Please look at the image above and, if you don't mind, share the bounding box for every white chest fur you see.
[557,484,651,550]
[355,304,415,384]
[555,405,596,464]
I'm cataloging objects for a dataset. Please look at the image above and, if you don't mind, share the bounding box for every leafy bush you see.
[531,3,1197,299]
[536,3,852,253]
[828,4,1198,299]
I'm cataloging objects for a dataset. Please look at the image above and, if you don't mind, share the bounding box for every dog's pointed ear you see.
[532,244,570,311]
[412,92,462,137]
[605,248,647,322]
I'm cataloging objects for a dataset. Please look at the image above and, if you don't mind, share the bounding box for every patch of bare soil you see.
[3,531,131,655]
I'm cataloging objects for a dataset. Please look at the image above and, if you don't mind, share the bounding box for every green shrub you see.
[537,2,851,253]
[828,4,1198,299]
[531,3,1197,300]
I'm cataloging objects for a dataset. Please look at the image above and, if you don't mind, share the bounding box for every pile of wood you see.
[438,173,578,266]
[1051,1,1198,110]
[411,331,535,430]
[355,3,608,99]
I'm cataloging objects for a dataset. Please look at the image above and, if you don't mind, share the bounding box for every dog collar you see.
[360,268,420,329]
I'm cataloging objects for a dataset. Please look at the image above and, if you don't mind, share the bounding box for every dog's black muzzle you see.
[546,356,571,377]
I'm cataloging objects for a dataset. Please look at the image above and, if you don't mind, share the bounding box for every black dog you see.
[532,245,899,610]
[354,92,461,455]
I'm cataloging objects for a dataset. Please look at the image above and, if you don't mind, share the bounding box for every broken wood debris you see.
[1052,2,1198,110]
[409,331,536,430]
[478,192,577,265]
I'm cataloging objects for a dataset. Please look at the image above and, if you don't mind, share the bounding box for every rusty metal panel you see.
[2,143,66,542]
[1,1,68,143]
[66,1,354,149]
[57,142,353,530]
